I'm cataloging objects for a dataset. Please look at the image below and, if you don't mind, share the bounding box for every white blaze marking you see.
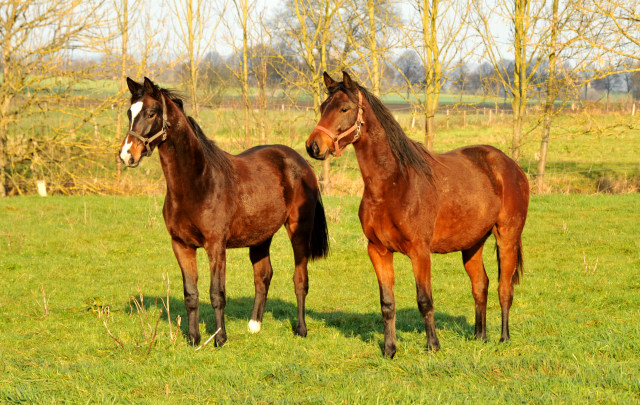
[248,320,262,334]
[129,101,143,130]
[120,138,133,162]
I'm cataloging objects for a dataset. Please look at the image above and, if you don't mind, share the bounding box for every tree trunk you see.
[1,46,12,197]
[320,2,331,194]
[537,0,559,194]
[367,0,380,97]
[115,0,128,180]
[511,0,527,162]
[422,0,440,151]
[0,124,7,197]
[240,0,250,147]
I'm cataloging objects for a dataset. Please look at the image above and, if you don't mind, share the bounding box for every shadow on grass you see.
[146,295,474,347]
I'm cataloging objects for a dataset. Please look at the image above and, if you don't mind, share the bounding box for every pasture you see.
[1,193,639,402]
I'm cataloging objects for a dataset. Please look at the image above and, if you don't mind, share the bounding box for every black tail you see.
[310,194,329,261]
[496,237,524,285]
[513,237,524,285]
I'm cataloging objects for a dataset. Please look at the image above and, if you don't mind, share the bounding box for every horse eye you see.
[148,111,156,118]
[340,108,348,113]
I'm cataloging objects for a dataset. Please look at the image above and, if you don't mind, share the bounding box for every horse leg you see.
[248,238,274,334]
[494,231,519,343]
[410,252,440,352]
[285,220,311,337]
[368,242,396,358]
[171,239,200,345]
[206,244,228,346]
[462,241,490,341]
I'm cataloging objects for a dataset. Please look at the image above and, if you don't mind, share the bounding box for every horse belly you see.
[227,199,287,248]
[430,196,500,253]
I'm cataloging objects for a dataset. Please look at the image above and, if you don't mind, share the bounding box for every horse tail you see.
[310,194,329,261]
[496,236,524,285]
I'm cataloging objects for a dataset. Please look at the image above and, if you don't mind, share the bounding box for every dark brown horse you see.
[119,77,329,346]
[306,72,529,358]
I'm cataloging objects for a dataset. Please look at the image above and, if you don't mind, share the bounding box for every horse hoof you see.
[215,332,227,347]
[189,335,201,346]
[384,345,396,359]
[428,339,440,352]
[248,320,261,334]
[295,324,307,337]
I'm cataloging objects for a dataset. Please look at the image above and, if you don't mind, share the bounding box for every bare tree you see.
[271,0,343,192]
[473,0,554,161]
[0,0,108,196]
[337,0,400,97]
[168,0,227,120]
[393,0,472,150]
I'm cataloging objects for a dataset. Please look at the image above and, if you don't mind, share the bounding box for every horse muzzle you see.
[305,139,329,160]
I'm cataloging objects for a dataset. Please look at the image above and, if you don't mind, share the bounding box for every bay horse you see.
[306,71,529,358]
[119,77,329,347]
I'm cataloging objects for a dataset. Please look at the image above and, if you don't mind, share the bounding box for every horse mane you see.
[137,82,233,177]
[330,81,435,181]
[185,115,233,178]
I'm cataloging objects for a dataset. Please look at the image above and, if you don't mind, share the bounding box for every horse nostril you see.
[312,141,320,156]
[306,141,317,158]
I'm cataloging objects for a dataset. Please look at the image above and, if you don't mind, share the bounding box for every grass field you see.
[1,194,639,403]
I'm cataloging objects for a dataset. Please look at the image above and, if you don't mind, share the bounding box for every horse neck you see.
[157,111,211,195]
[352,108,404,197]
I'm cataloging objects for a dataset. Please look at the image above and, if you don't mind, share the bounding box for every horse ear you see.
[323,71,338,89]
[126,77,141,95]
[143,76,157,96]
[342,71,354,89]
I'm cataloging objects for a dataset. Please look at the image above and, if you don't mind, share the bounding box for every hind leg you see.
[285,219,312,337]
[494,230,521,343]
[248,238,274,334]
[462,240,490,341]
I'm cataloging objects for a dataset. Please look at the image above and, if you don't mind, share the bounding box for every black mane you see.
[330,82,434,181]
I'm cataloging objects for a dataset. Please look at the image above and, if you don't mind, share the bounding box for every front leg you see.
[171,239,200,345]
[207,244,228,347]
[368,242,396,358]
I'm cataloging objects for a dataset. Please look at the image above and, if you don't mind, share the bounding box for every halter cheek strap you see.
[126,94,171,157]
[314,91,364,157]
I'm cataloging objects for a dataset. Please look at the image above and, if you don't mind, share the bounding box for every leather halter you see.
[126,94,171,157]
[314,91,364,157]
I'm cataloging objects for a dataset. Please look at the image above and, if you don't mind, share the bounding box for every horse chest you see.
[163,201,212,248]
[360,203,413,254]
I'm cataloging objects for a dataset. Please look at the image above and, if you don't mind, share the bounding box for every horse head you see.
[306,71,365,159]
[119,77,170,167]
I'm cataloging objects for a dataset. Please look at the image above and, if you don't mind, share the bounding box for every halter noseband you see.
[314,90,364,157]
[126,94,171,157]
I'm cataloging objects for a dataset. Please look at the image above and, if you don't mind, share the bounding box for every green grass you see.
[1,194,639,402]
